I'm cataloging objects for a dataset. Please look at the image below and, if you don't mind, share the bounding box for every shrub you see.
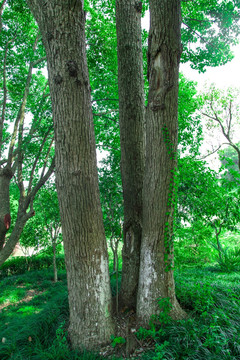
[0,254,65,279]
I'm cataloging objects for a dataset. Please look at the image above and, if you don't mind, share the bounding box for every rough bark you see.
[27,0,114,349]
[115,0,145,310]
[137,0,186,324]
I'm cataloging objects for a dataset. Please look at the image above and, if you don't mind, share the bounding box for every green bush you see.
[0,254,65,279]
[216,247,240,272]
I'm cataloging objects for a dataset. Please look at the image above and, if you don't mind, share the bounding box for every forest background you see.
[1,0,240,359]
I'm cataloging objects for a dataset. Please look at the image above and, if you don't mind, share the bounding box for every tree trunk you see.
[215,226,223,261]
[0,167,12,250]
[52,235,58,283]
[137,0,186,324]
[0,208,35,265]
[115,0,145,310]
[26,0,114,349]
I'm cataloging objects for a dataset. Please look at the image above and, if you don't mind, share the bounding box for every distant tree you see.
[174,219,214,266]
[202,86,240,172]
[20,181,62,282]
[181,0,240,71]
[0,0,54,265]
[219,145,240,185]
[98,151,123,312]
[178,74,203,157]
[178,157,240,262]
[98,152,123,274]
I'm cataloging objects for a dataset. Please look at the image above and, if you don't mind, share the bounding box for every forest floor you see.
[0,265,240,359]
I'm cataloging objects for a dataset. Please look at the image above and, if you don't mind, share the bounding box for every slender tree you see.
[26,0,114,349]
[0,1,54,265]
[202,86,240,172]
[115,0,145,310]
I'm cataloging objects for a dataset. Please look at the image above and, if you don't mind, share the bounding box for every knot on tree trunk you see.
[66,60,79,77]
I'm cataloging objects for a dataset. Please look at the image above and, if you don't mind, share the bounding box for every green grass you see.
[140,268,240,360]
[0,260,240,359]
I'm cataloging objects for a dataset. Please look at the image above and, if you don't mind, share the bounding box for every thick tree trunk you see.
[137,0,186,324]
[115,0,145,310]
[27,0,114,349]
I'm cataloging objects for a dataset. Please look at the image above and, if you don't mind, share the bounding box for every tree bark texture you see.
[137,0,186,324]
[115,0,145,310]
[27,0,114,349]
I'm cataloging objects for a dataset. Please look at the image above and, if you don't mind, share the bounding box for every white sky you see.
[180,45,240,90]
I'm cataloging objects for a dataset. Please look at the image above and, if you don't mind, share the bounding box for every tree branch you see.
[0,0,6,33]
[27,127,53,195]
[0,39,14,159]
[8,64,34,166]
[27,156,55,209]
[40,136,54,180]
[91,98,119,103]
[197,144,223,160]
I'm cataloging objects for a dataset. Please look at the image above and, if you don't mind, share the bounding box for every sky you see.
[180,45,240,91]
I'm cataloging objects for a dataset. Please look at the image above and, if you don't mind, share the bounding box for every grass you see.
[0,262,240,359]
[140,268,240,359]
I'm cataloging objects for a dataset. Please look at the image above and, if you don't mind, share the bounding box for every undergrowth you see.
[139,268,240,360]
[0,260,240,359]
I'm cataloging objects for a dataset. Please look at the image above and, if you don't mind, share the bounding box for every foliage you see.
[99,151,123,274]
[174,219,214,266]
[177,157,240,264]
[178,74,203,156]
[219,145,240,184]
[181,0,240,71]
[0,254,65,279]
[19,181,62,252]
[0,0,52,169]
[110,335,126,348]
[0,0,54,263]
[213,244,240,272]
